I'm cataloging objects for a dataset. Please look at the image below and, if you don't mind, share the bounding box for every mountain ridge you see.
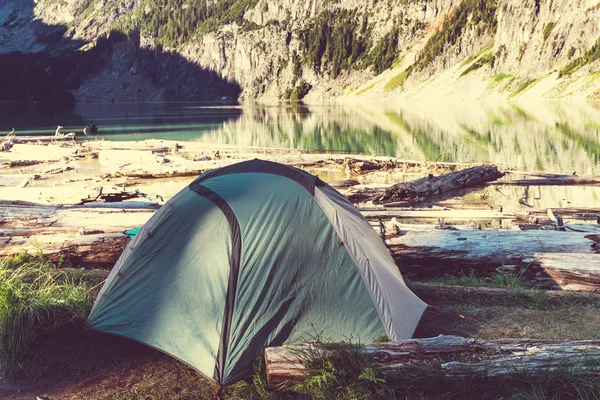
[0,0,599,102]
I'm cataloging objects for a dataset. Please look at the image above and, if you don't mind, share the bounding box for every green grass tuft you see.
[543,22,557,42]
[0,255,95,377]
[433,270,527,289]
[289,341,389,399]
[493,72,513,82]
[384,69,410,91]
[415,0,498,72]
[460,52,495,77]
[228,338,600,399]
[355,81,377,95]
[511,78,537,97]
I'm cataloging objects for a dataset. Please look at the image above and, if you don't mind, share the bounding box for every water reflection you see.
[202,101,600,174]
[1,101,599,174]
[0,102,242,137]
[197,105,400,155]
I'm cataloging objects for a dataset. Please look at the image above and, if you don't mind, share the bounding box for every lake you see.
[1,100,599,175]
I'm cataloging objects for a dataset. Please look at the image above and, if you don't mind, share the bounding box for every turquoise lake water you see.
[1,101,599,174]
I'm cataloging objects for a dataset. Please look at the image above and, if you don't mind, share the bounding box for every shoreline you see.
[1,136,600,399]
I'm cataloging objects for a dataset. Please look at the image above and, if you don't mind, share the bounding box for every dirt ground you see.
[2,284,599,400]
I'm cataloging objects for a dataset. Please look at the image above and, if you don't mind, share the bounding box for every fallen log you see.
[518,223,600,233]
[494,176,600,186]
[79,186,146,204]
[388,230,600,291]
[520,208,600,221]
[0,233,130,267]
[264,335,600,386]
[343,158,401,174]
[0,201,154,231]
[78,201,160,210]
[1,129,15,151]
[1,160,48,167]
[346,165,504,204]
[361,209,513,220]
[43,164,74,174]
[375,201,493,210]
[327,179,359,188]
[2,202,600,292]
[112,165,208,179]
[537,253,600,292]
[338,158,479,175]
[11,135,78,144]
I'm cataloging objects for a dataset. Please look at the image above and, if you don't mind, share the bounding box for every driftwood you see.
[378,200,493,210]
[346,165,504,204]
[535,253,600,292]
[43,164,74,174]
[0,201,154,232]
[79,186,146,204]
[327,180,360,188]
[1,129,15,151]
[518,208,600,222]
[2,205,599,293]
[2,202,600,293]
[361,208,512,220]
[496,176,600,186]
[2,160,47,167]
[11,135,77,144]
[343,158,401,174]
[264,335,600,386]
[18,174,41,188]
[338,158,480,175]
[388,230,600,291]
[360,206,600,225]
[0,233,130,267]
[0,201,153,266]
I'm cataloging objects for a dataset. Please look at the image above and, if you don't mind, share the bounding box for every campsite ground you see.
[1,283,600,399]
[1,137,600,399]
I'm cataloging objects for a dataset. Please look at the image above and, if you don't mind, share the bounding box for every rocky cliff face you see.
[0,0,599,102]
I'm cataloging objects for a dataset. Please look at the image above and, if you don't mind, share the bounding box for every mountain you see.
[1,0,599,103]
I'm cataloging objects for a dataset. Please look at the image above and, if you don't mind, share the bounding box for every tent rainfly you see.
[87,159,427,386]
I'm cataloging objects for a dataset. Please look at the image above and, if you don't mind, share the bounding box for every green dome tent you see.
[88,159,427,386]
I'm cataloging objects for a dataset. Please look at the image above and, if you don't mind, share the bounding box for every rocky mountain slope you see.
[0,0,599,102]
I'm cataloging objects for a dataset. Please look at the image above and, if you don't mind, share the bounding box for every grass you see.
[432,270,527,289]
[384,69,410,91]
[0,253,96,378]
[355,81,377,95]
[411,283,600,340]
[228,334,600,399]
[487,73,514,90]
[460,52,495,77]
[511,78,537,97]
[494,73,513,82]
[233,285,600,398]
[286,342,389,399]
[1,255,599,399]
[414,0,498,72]
[543,22,557,42]
[459,46,493,68]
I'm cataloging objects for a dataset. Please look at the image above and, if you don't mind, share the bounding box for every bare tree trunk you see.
[346,165,503,204]
[0,233,130,267]
[264,335,600,386]
[495,176,600,186]
[388,230,600,291]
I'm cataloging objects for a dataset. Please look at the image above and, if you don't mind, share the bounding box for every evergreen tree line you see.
[298,10,403,78]
[114,0,259,48]
[415,0,498,72]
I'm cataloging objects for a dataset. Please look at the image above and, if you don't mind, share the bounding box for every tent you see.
[87,159,427,386]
